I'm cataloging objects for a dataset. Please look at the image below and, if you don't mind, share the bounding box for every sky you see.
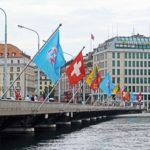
[1,0,150,60]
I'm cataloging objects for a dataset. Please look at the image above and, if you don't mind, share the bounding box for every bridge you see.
[0,100,142,132]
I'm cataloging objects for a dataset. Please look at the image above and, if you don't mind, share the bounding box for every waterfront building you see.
[93,34,150,105]
[0,44,35,98]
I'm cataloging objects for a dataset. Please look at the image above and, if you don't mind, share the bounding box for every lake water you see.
[0,115,150,150]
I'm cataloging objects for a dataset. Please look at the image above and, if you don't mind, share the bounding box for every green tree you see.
[42,85,55,99]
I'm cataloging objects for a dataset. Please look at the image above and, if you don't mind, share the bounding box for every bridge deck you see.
[0,100,139,116]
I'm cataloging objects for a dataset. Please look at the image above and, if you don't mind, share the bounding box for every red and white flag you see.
[137,92,142,102]
[66,51,85,85]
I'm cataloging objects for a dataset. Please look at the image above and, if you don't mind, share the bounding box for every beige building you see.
[0,44,35,98]
[93,34,150,104]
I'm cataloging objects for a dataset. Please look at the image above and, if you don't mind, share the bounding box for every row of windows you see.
[124,69,150,75]
[112,52,150,59]
[10,67,20,72]
[10,60,20,64]
[0,52,17,57]
[124,78,150,84]
[112,69,150,75]
[125,86,150,93]
[115,43,150,49]
[124,61,150,67]
[125,52,150,59]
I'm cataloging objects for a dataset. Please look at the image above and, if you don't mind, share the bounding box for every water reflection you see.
[0,115,150,150]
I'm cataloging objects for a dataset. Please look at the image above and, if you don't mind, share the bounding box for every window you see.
[117,53,120,58]
[125,61,127,67]
[133,78,135,83]
[117,77,120,83]
[133,69,135,75]
[140,70,143,75]
[112,52,115,58]
[10,67,13,72]
[11,60,13,64]
[140,61,143,67]
[17,60,20,64]
[125,53,127,58]
[144,70,147,75]
[125,69,127,75]
[117,69,120,75]
[124,78,127,83]
[144,61,147,67]
[140,53,143,59]
[17,67,20,72]
[10,74,14,81]
[112,69,115,75]
[112,60,115,67]
[133,61,135,67]
[136,69,139,75]
[136,78,139,84]
[12,53,15,57]
[117,61,120,67]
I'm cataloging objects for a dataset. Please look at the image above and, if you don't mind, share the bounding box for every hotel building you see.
[93,34,150,104]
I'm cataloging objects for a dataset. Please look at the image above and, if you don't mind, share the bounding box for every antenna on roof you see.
[116,23,118,37]
[112,24,114,37]
[149,24,150,37]
[107,25,109,39]
[132,25,135,35]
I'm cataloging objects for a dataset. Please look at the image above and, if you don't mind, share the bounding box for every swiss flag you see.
[66,51,85,85]
[137,92,142,102]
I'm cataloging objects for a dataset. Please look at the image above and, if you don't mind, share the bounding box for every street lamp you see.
[0,8,7,98]
[18,25,40,97]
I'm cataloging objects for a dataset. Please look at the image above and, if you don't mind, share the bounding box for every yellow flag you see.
[112,83,120,94]
[85,69,95,87]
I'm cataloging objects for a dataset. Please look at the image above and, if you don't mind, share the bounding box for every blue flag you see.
[100,73,114,96]
[33,29,66,84]
[131,93,136,102]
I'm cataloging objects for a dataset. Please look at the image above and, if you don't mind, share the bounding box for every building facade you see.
[0,44,35,98]
[93,34,150,104]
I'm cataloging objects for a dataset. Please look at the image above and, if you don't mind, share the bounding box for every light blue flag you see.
[33,29,66,84]
[131,93,136,102]
[100,73,114,96]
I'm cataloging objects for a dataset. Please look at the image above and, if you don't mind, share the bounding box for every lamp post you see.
[18,25,40,97]
[0,8,7,98]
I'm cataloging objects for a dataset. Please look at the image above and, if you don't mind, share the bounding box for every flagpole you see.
[35,78,60,111]
[1,24,62,99]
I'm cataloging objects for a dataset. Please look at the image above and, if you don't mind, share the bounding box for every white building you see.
[93,34,150,105]
[0,44,35,98]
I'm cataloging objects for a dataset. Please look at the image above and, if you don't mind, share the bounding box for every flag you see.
[66,51,85,85]
[131,93,136,102]
[85,69,95,87]
[33,29,66,84]
[121,89,130,102]
[100,73,114,96]
[91,34,95,40]
[14,89,22,100]
[90,72,102,91]
[137,92,142,102]
[112,83,120,94]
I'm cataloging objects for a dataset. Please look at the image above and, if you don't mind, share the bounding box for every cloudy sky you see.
[1,0,150,60]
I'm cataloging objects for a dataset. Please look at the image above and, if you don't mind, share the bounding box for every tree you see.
[42,85,55,99]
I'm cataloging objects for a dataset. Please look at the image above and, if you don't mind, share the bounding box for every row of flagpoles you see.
[1,24,142,106]
[32,25,142,104]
